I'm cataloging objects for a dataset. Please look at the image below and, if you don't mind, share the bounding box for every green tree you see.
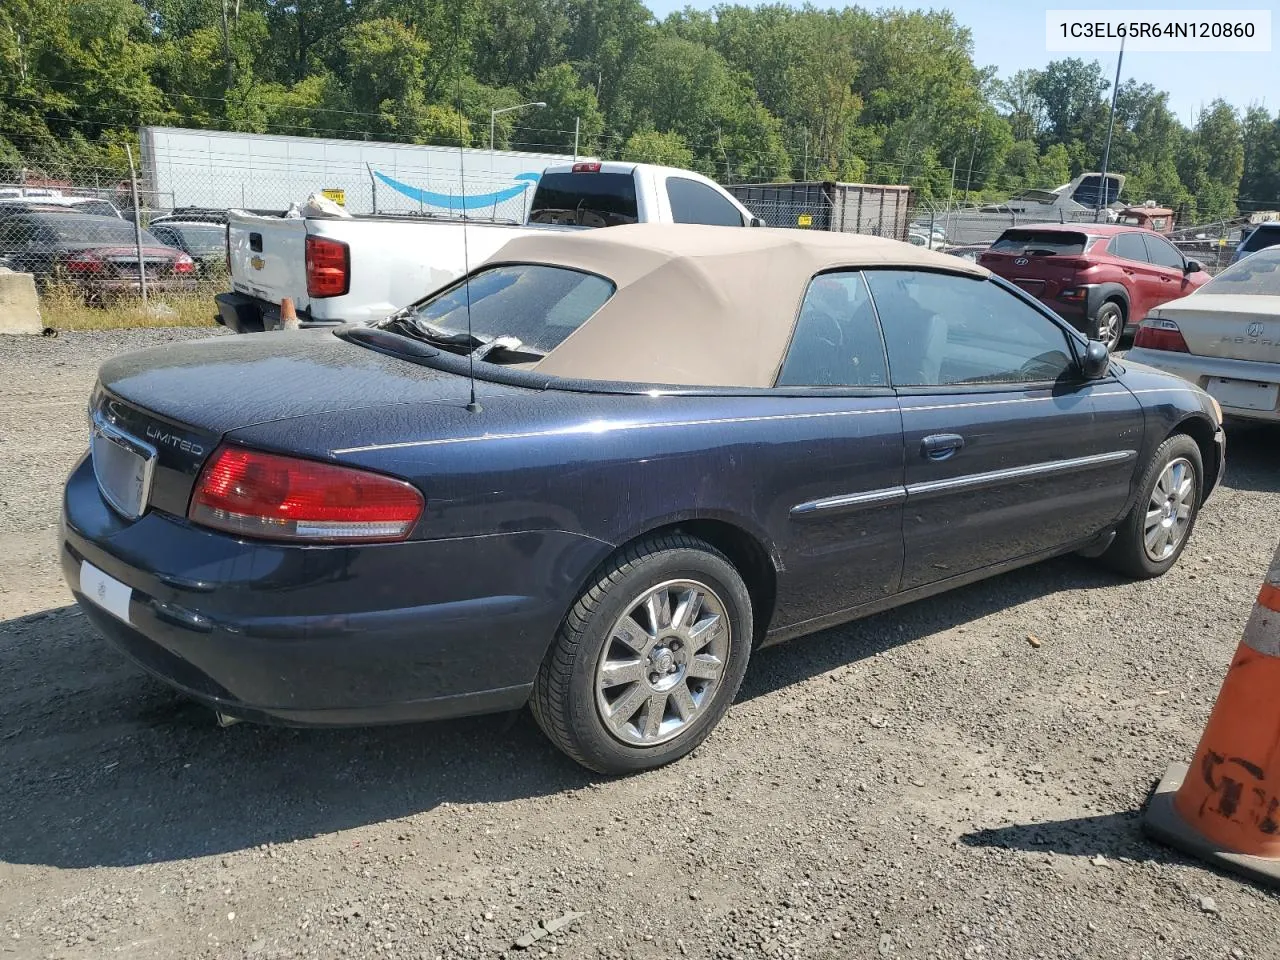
[621,126,693,166]
[525,62,604,155]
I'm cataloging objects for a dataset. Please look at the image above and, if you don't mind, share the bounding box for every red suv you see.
[978,223,1210,350]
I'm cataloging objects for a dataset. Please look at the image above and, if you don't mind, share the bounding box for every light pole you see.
[490,102,547,152]
[1097,37,1125,222]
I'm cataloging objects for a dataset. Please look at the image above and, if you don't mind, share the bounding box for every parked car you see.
[0,211,196,298]
[146,219,228,276]
[1231,222,1280,264]
[1126,246,1280,423]
[64,225,1223,774]
[979,223,1210,351]
[0,194,123,218]
[218,161,760,333]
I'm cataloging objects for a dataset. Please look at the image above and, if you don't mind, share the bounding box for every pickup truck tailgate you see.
[228,214,310,312]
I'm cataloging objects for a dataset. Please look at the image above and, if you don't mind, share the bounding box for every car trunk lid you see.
[1152,295,1280,362]
[91,330,478,520]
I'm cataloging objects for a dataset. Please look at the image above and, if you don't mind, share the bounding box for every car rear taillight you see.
[1133,318,1190,353]
[572,161,602,173]
[64,254,103,274]
[174,253,195,274]
[305,236,349,298]
[1059,287,1088,302]
[189,446,423,543]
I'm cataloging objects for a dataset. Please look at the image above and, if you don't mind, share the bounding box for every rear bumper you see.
[61,454,610,725]
[216,292,346,334]
[1124,349,1280,423]
[85,277,197,297]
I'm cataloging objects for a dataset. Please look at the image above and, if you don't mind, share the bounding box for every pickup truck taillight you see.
[305,236,350,298]
[189,446,424,543]
[1133,318,1190,353]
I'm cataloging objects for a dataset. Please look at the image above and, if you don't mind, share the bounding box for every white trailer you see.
[138,126,574,221]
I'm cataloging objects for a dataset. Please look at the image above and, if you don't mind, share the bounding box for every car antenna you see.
[455,11,480,414]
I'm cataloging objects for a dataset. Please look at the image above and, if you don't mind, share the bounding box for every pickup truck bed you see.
[219,213,550,332]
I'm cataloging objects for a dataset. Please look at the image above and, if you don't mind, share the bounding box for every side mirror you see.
[748,216,764,228]
[1184,259,1203,274]
[1080,339,1110,380]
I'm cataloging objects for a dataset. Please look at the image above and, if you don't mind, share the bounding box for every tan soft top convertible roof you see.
[484,223,990,388]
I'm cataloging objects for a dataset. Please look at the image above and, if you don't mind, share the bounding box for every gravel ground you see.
[2,329,1279,960]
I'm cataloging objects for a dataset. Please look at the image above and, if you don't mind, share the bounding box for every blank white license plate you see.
[79,561,133,625]
[1207,377,1280,412]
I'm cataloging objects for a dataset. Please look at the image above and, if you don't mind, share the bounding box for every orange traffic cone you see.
[1144,539,1280,887]
[280,297,300,330]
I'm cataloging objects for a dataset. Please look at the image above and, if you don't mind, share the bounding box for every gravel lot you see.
[2,329,1279,960]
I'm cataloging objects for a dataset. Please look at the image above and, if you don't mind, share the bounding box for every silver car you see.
[1126,247,1280,423]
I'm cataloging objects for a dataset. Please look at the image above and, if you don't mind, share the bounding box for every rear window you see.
[39,216,158,245]
[1240,224,1280,254]
[528,172,638,228]
[1200,248,1280,296]
[394,264,615,354]
[989,230,1087,256]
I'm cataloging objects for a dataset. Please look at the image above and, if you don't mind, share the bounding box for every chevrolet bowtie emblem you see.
[250,255,266,270]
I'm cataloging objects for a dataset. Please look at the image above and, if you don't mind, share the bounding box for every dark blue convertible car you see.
[62,225,1225,773]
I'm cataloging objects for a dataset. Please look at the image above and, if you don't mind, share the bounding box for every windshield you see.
[1200,248,1280,296]
[380,263,615,356]
[1240,225,1280,254]
[167,223,227,252]
[40,216,160,245]
[528,172,638,227]
[990,230,1087,255]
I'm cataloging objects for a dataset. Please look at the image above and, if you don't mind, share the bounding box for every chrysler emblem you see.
[1246,321,1265,338]
[1014,257,1029,266]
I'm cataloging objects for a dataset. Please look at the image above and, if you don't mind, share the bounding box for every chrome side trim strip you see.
[906,449,1137,499]
[790,486,907,518]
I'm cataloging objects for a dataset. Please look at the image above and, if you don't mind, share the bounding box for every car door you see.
[865,269,1143,591]
[767,270,906,631]
[0,216,34,271]
[1109,231,1162,321]
[1141,233,1198,306]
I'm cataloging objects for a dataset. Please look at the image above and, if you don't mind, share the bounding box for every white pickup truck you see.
[216,161,759,333]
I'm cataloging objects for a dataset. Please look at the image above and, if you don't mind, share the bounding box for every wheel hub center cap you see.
[651,647,675,675]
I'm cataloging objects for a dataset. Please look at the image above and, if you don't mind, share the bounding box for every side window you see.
[1110,232,1149,262]
[1143,233,1185,270]
[666,177,745,227]
[776,272,888,388]
[864,271,1075,387]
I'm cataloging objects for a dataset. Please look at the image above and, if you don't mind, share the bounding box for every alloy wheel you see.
[1096,304,1123,351]
[594,579,731,747]
[1144,457,1195,562]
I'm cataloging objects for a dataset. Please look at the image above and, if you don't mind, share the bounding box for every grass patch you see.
[40,282,220,331]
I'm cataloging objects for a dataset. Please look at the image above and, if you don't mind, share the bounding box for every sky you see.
[642,0,1280,124]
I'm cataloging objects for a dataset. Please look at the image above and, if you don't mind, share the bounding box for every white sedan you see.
[1126,247,1280,423]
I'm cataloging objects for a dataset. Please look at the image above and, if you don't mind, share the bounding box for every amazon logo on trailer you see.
[374,170,542,213]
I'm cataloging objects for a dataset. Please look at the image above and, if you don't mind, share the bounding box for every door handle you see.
[921,434,965,461]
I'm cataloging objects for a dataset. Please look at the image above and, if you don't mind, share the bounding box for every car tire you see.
[1091,300,1125,352]
[1100,433,1203,579]
[530,533,753,775]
